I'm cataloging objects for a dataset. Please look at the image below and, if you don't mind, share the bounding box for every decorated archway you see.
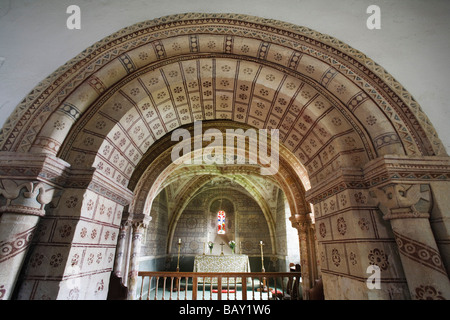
[0,13,449,300]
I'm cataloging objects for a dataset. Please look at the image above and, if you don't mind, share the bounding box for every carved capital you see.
[132,213,152,231]
[290,213,312,233]
[0,152,70,216]
[370,183,432,220]
[118,220,131,234]
[0,179,56,216]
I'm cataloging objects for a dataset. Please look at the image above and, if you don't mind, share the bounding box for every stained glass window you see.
[217,210,226,234]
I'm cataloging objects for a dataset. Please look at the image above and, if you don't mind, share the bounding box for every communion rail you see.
[137,271,301,300]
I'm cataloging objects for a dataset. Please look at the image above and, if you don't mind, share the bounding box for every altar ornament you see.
[229,240,236,254]
[208,241,214,254]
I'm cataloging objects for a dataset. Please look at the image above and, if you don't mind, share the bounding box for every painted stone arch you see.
[1,13,449,300]
[1,13,444,163]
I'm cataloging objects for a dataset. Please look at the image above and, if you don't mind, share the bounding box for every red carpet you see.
[212,289,236,293]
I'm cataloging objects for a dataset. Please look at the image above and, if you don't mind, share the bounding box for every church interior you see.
[0,1,449,301]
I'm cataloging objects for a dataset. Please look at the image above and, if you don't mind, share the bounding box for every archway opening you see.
[131,121,308,273]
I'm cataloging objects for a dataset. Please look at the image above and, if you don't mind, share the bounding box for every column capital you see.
[370,183,432,220]
[0,179,57,216]
[131,213,152,230]
[290,213,313,232]
[0,152,69,216]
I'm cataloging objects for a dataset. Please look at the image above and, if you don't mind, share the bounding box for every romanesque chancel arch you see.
[0,13,448,300]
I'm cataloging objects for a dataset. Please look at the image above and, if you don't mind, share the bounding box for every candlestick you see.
[176,239,183,271]
[257,240,267,292]
[259,241,265,272]
[173,239,185,292]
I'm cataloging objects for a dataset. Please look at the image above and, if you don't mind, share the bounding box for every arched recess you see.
[124,121,309,258]
[1,13,448,300]
[129,122,307,212]
[163,171,279,255]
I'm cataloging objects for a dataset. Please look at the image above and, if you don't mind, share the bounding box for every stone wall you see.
[165,187,277,271]
[140,190,169,271]
[275,189,301,271]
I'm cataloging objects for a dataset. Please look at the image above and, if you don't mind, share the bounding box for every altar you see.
[193,254,250,284]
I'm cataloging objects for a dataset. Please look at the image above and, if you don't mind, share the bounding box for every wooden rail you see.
[137,271,301,300]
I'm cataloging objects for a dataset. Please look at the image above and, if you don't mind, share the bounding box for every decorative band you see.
[0,226,37,263]
[0,205,45,216]
[393,230,447,276]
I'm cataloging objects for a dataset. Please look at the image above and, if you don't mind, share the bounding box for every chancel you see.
[0,4,449,301]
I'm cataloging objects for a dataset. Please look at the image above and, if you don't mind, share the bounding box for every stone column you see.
[0,180,55,300]
[113,213,132,280]
[290,213,314,298]
[0,153,68,300]
[309,221,320,281]
[371,183,450,299]
[127,213,151,300]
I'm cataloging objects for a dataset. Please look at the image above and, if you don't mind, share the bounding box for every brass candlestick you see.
[176,239,181,272]
[173,239,184,291]
[257,240,267,292]
[259,241,265,272]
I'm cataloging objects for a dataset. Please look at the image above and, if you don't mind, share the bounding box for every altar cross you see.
[220,242,225,255]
